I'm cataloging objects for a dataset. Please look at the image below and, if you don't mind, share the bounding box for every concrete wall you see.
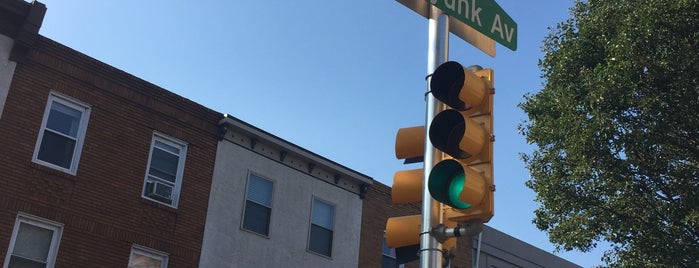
[200,123,366,267]
[0,34,17,120]
[473,226,582,268]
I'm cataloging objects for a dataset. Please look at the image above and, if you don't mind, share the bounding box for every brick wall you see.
[360,181,473,268]
[0,36,220,267]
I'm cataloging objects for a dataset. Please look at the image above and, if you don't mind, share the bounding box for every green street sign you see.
[429,0,517,51]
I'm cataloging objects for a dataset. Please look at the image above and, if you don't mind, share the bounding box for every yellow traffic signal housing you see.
[387,61,495,256]
[392,169,423,204]
[386,124,457,257]
[429,110,489,163]
[427,61,495,223]
[394,126,425,164]
[385,215,421,248]
[385,125,425,258]
[429,61,492,114]
[391,126,425,204]
[385,214,458,249]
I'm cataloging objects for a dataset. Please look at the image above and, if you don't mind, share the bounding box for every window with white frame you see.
[32,92,91,174]
[3,213,63,268]
[127,245,168,268]
[241,174,273,236]
[308,198,334,257]
[382,236,398,268]
[142,133,187,207]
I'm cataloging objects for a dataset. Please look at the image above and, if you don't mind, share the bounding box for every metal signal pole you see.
[420,4,449,268]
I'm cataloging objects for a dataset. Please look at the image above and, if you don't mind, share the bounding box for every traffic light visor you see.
[391,169,423,204]
[428,159,486,209]
[429,110,487,161]
[430,61,488,112]
[395,126,425,163]
[385,215,421,248]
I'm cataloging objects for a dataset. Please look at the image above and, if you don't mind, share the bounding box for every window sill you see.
[139,198,179,214]
[239,227,271,239]
[30,162,77,181]
[306,249,333,260]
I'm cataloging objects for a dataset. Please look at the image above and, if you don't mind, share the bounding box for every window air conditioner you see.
[146,180,173,202]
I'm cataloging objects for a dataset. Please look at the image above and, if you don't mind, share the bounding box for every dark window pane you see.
[311,200,334,230]
[382,237,396,256]
[382,255,397,268]
[8,255,47,268]
[128,253,163,268]
[154,140,179,154]
[309,224,333,257]
[247,176,273,206]
[13,223,52,263]
[37,131,75,169]
[148,147,178,182]
[46,101,81,137]
[243,201,271,235]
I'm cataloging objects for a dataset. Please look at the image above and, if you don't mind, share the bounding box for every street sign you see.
[397,0,496,56]
[396,0,517,53]
[430,0,517,51]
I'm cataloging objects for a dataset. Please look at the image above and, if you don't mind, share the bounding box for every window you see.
[308,198,334,257]
[142,133,187,207]
[32,93,91,174]
[128,245,168,268]
[382,237,398,268]
[3,213,63,268]
[241,174,273,236]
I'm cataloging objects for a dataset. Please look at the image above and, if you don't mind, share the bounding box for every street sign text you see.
[429,0,517,50]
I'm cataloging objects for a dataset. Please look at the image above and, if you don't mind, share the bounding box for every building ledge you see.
[218,114,373,197]
[0,0,46,62]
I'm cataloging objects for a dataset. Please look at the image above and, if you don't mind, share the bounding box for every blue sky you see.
[35,0,608,266]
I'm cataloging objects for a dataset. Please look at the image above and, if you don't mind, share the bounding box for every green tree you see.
[519,0,699,267]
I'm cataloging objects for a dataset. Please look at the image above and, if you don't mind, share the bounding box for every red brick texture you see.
[359,181,473,268]
[0,36,220,267]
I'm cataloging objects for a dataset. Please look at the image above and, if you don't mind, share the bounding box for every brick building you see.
[1,1,373,267]
[0,0,220,266]
[2,1,583,267]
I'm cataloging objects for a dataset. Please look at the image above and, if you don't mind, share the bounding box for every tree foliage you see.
[519,0,699,267]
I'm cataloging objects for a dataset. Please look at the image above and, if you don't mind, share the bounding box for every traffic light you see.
[385,126,423,249]
[386,125,457,262]
[386,61,494,264]
[385,126,424,264]
[385,214,421,249]
[391,126,424,204]
[427,61,495,223]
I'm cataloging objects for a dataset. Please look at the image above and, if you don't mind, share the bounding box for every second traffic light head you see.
[429,109,488,162]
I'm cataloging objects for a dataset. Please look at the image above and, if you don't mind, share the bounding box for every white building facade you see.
[200,115,372,267]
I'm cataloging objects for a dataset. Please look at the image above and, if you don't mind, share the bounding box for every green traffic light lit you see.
[447,171,471,209]
[428,160,472,209]
[428,158,488,210]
